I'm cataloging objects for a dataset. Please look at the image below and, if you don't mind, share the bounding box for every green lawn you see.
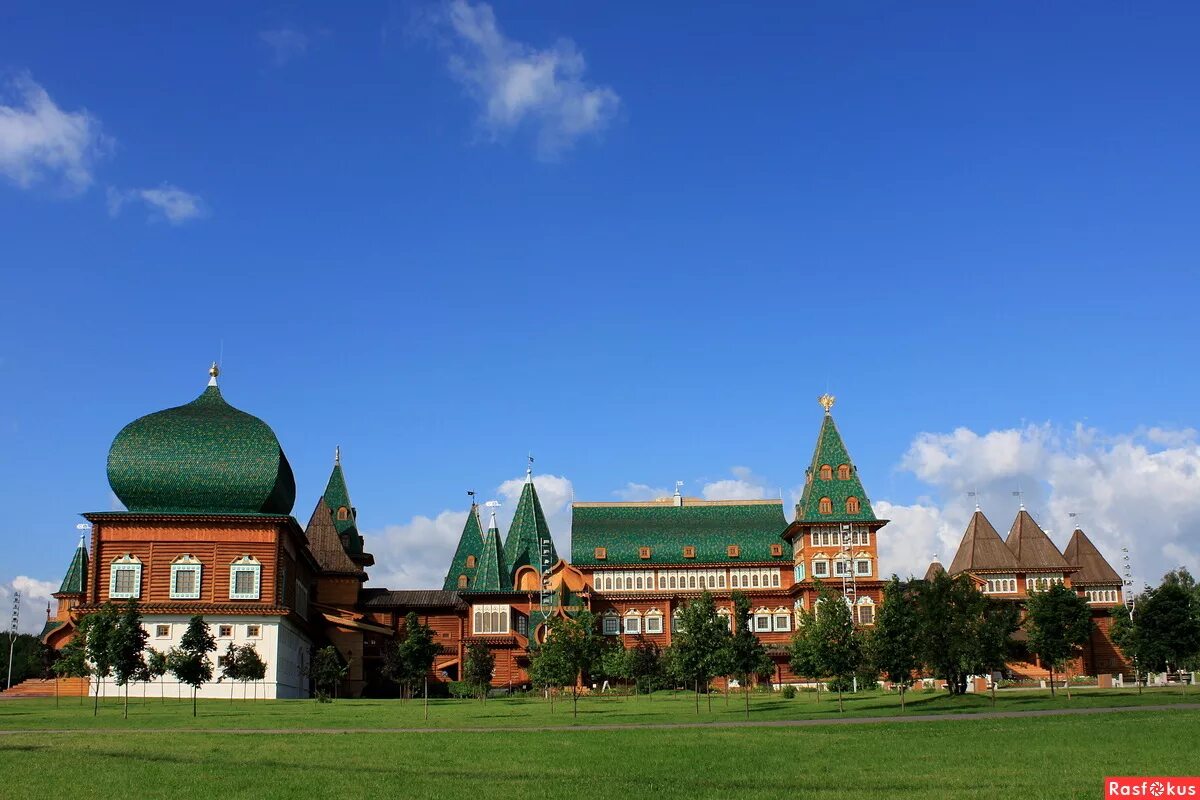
[0,710,1195,799]
[0,686,1193,730]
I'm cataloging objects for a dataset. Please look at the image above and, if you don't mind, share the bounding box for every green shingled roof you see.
[795,412,877,523]
[106,381,295,515]
[443,505,484,591]
[322,458,366,556]
[57,539,88,595]
[473,524,509,591]
[503,478,558,579]
[571,500,788,566]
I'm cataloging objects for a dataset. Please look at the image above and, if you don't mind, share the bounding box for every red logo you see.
[1106,778,1200,798]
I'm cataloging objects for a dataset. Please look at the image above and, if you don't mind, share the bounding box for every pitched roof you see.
[923,559,946,582]
[503,476,558,579]
[57,537,88,595]
[1063,528,1123,585]
[948,510,1021,574]
[359,589,466,610]
[443,504,485,591]
[795,412,878,523]
[473,522,509,591]
[303,497,364,577]
[321,456,369,562]
[571,498,789,566]
[1006,509,1071,571]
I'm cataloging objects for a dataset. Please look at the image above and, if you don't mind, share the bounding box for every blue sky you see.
[3,1,1199,629]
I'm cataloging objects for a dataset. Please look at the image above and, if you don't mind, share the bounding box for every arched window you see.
[635,575,644,590]
[457,574,468,589]
[752,573,760,588]
[689,575,697,589]
[837,464,851,480]
[337,506,349,521]
[465,555,476,568]
[731,574,739,588]
[625,577,633,590]
[818,497,833,515]
[857,597,876,625]
[819,464,833,481]
[605,576,613,590]
[669,575,677,589]
[845,497,860,514]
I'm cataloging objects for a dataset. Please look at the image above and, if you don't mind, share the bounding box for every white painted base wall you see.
[90,615,312,700]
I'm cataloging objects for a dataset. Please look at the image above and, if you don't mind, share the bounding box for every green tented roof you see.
[571,500,788,566]
[106,382,295,515]
[795,412,877,523]
[473,525,509,591]
[58,539,88,595]
[443,505,484,591]
[503,479,558,579]
[322,460,366,557]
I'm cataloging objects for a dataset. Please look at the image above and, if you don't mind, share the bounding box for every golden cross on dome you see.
[818,393,836,413]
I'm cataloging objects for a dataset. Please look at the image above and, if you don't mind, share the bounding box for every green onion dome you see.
[106,365,295,515]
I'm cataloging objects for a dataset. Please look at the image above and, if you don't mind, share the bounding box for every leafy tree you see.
[168,615,216,716]
[1025,583,1093,699]
[598,642,632,694]
[788,603,822,703]
[1135,579,1200,694]
[533,611,602,717]
[976,600,1021,705]
[81,603,118,716]
[145,648,169,703]
[383,613,440,705]
[463,641,495,701]
[528,635,573,712]
[238,644,267,700]
[674,591,732,713]
[915,572,1018,695]
[727,591,773,718]
[308,645,346,702]
[871,577,921,711]
[1,633,48,688]
[627,636,664,698]
[219,642,243,702]
[53,631,91,707]
[109,599,149,718]
[809,583,861,712]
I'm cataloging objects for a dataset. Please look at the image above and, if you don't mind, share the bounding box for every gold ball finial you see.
[209,362,220,378]
[818,393,836,413]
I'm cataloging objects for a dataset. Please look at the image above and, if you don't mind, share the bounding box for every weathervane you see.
[818,393,836,414]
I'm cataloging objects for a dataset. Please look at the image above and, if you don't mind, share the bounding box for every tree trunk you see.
[706,681,712,712]
[193,687,197,717]
[424,677,429,721]
[694,680,699,714]
[55,677,59,709]
[837,687,844,713]
[124,683,129,719]
[573,682,578,719]
[900,684,905,712]
[990,680,996,708]
[1048,664,1055,698]
[93,678,100,717]
[1065,665,1072,700]
[744,681,750,719]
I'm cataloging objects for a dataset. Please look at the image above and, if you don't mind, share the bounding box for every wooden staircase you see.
[1,678,89,698]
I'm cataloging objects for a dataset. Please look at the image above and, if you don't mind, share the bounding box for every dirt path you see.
[0,702,1196,736]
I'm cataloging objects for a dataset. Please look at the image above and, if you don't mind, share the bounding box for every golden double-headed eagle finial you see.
[818,393,835,413]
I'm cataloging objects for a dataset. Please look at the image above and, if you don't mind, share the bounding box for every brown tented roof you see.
[948,511,1021,574]
[1006,509,1071,571]
[359,589,466,610]
[1064,528,1123,585]
[304,497,365,577]
[923,559,946,582]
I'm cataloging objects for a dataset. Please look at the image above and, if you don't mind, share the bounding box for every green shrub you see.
[447,681,473,699]
[782,685,797,699]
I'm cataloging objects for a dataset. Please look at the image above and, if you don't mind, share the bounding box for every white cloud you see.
[0,74,107,193]
[441,0,619,158]
[702,466,773,501]
[885,424,1200,591]
[365,472,576,589]
[108,184,204,224]
[612,482,670,501]
[0,576,57,635]
[260,27,309,66]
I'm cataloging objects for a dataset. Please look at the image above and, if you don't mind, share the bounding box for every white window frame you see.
[472,604,510,635]
[109,554,142,599]
[170,555,202,600]
[812,558,829,578]
[229,555,262,600]
[245,624,262,639]
[754,611,772,632]
[857,598,876,625]
[854,558,872,577]
[645,611,663,634]
[623,612,642,635]
[834,557,849,577]
[602,613,620,636]
[1026,573,1065,593]
[773,607,792,632]
[217,624,234,638]
[154,624,171,638]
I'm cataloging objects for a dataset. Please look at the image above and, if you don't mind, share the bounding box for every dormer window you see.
[109,554,142,599]
[337,506,349,521]
[229,555,262,600]
[594,547,607,560]
[818,497,833,515]
[170,554,202,600]
[683,546,696,559]
[837,464,851,480]
[639,547,652,560]
[466,555,476,568]
[457,574,468,590]
[727,545,740,558]
[845,497,861,514]
[769,543,784,557]
[819,464,833,481]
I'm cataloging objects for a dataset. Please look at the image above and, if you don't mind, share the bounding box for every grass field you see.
[1,709,1196,799]
[0,685,1193,730]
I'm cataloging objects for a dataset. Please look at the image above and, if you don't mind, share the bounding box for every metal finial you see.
[334,445,340,465]
[526,453,534,483]
[818,393,836,414]
[207,361,220,387]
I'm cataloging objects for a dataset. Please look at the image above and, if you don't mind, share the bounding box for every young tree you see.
[1135,579,1200,695]
[528,636,573,712]
[145,648,169,703]
[168,615,216,716]
[598,642,632,695]
[674,591,732,713]
[384,613,439,707]
[1025,583,1093,699]
[809,584,861,713]
[727,591,773,718]
[463,641,495,702]
[237,645,267,700]
[219,642,243,703]
[871,577,920,711]
[535,611,603,717]
[109,599,149,719]
[789,603,822,703]
[53,631,92,707]
[82,603,118,716]
[1110,604,1144,693]
[915,572,1005,695]
[627,636,664,699]
[974,600,1021,705]
[308,646,346,702]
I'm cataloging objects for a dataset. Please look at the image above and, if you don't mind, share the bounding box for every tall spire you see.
[795,403,876,523]
[504,468,557,581]
[334,445,340,465]
[443,500,485,591]
[320,450,372,565]
[56,536,89,596]
[473,506,508,592]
